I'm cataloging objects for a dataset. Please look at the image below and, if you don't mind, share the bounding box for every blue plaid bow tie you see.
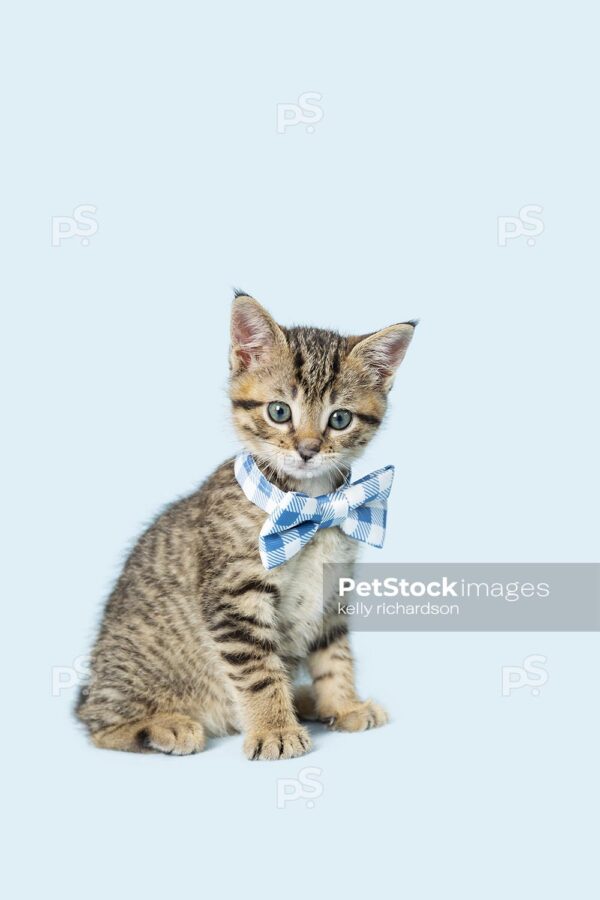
[234,451,395,570]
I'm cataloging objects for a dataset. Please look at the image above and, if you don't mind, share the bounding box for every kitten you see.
[76,293,416,759]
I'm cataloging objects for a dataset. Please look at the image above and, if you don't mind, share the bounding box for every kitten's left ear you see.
[349,320,417,389]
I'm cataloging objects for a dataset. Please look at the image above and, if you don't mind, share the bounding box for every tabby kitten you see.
[77,293,416,759]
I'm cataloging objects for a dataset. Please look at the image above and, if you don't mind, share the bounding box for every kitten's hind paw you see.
[244,725,312,761]
[138,714,206,755]
[324,700,388,732]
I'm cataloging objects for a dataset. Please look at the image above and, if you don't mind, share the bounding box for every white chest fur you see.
[271,526,358,657]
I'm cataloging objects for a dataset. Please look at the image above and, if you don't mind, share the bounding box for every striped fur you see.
[77,293,415,759]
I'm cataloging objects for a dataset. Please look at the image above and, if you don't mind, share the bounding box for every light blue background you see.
[2,1,598,898]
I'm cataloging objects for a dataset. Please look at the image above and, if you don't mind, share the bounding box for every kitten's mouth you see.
[252,446,346,485]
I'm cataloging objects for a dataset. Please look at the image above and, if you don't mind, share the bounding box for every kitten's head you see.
[229,292,416,487]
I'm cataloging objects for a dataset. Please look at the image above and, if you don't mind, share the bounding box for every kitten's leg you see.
[206,586,311,760]
[307,622,388,732]
[76,589,211,757]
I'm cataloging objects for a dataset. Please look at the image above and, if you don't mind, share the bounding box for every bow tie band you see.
[234,451,394,570]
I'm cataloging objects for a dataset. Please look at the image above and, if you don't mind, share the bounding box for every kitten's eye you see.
[328,409,353,430]
[267,401,292,424]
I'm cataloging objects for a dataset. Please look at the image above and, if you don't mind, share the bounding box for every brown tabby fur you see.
[76,293,416,759]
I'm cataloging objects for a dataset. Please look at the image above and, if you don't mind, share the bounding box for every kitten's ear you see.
[349,320,417,389]
[230,294,287,373]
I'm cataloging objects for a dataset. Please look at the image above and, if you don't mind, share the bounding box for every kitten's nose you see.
[297,438,321,462]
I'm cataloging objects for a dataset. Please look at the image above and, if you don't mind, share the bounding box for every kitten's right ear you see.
[230,294,286,373]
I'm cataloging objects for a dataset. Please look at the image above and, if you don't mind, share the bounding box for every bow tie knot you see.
[271,491,349,531]
[234,452,395,570]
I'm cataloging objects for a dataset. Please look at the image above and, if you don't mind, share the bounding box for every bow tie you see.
[234,451,395,570]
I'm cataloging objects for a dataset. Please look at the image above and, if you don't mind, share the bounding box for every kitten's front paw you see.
[324,700,388,733]
[244,725,312,761]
